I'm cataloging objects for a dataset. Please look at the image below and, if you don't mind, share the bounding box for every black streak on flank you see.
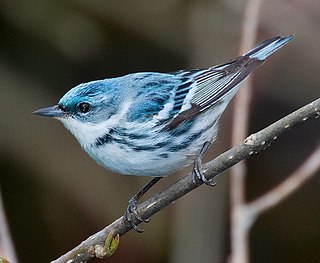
[94,128,171,151]
[168,132,202,152]
[94,127,203,153]
[95,133,114,147]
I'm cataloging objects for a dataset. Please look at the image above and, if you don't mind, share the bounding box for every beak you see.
[33,105,66,118]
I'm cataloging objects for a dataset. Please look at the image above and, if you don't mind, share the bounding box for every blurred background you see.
[1,0,320,262]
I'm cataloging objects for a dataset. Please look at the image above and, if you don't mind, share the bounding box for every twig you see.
[0,188,18,263]
[51,98,320,263]
[230,1,262,262]
[247,144,320,220]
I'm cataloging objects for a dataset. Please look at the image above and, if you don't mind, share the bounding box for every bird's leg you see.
[124,176,163,233]
[192,141,216,186]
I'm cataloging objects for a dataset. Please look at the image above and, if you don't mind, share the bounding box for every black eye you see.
[78,102,91,113]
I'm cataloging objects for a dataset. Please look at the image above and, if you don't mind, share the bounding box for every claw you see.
[192,156,216,187]
[192,141,216,186]
[124,198,149,233]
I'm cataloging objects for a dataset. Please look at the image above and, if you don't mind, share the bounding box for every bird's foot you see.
[124,197,149,233]
[192,156,216,186]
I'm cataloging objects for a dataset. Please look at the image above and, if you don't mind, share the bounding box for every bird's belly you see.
[85,126,217,176]
[86,143,197,176]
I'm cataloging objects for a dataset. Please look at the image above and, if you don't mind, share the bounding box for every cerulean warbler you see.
[34,35,293,231]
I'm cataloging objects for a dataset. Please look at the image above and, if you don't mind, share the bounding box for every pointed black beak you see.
[33,105,66,118]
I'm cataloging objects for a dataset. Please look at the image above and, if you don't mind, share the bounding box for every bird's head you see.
[33,79,124,145]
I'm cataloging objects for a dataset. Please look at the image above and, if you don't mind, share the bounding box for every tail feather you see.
[244,35,293,61]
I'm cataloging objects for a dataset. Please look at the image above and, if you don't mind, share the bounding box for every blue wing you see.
[165,35,292,129]
[126,62,258,126]
[127,36,292,128]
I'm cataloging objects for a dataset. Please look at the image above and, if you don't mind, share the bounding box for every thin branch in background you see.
[51,98,320,263]
[230,0,262,262]
[0,188,18,263]
[229,1,320,263]
[247,144,320,220]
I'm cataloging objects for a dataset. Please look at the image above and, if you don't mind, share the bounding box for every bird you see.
[33,35,293,231]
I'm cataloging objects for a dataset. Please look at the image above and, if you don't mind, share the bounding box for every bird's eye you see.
[78,102,91,113]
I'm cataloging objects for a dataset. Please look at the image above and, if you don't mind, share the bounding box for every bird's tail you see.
[244,35,293,61]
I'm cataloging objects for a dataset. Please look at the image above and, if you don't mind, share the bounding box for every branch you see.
[51,97,320,263]
[230,1,262,262]
[0,188,18,263]
[232,0,262,145]
[247,143,320,220]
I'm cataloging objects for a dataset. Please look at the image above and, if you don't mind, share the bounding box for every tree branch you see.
[0,188,18,263]
[51,97,320,263]
[247,143,320,220]
[230,1,262,262]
